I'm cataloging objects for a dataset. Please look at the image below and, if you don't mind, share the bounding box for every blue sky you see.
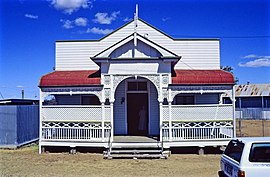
[0,0,269,99]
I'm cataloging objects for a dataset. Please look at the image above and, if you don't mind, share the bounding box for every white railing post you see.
[168,101,172,141]
[39,89,43,154]
[110,102,114,142]
[159,102,163,142]
[101,102,105,141]
[232,86,236,138]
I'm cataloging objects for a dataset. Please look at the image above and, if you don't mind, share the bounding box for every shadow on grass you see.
[170,146,223,154]
[42,146,105,154]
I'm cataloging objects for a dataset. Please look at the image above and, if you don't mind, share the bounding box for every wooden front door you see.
[127,93,148,136]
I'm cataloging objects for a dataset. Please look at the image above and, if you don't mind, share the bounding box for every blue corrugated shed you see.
[0,105,39,148]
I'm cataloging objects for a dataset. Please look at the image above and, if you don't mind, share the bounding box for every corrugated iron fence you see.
[0,105,39,148]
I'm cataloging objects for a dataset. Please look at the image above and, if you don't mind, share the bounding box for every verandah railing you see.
[41,104,234,142]
[41,105,111,141]
[162,121,233,141]
[162,104,234,141]
[42,122,111,141]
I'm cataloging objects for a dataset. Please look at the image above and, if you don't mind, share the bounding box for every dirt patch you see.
[0,145,220,177]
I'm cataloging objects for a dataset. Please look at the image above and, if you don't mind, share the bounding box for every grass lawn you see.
[1,120,269,176]
[0,145,221,177]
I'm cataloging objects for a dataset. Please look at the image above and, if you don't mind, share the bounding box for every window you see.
[241,97,262,108]
[224,140,245,163]
[174,95,194,105]
[81,95,100,105]
[43,95,57,105]
[249,143,270,162]
[264,97,270,108]
[128,82,147,91]
[223,97,232,105]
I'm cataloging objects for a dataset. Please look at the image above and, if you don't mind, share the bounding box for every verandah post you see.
[39,89,43,154]
[101,102,105,141]
[232,85,236,138]
[168,101,172,141]
[110,102,114,142]
[159,102,163,142]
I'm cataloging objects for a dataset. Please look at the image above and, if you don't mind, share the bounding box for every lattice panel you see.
[105,107,111,121]
[216,106,233,120]
[42,106,102,121]
[162,106,169,121]
[171,105,233,121]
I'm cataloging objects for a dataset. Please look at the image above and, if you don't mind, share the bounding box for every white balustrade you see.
[162,121,233,141]
[41,105,112,141]
[41,122,111,141]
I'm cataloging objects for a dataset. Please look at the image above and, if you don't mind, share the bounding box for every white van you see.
[219,137,270,177]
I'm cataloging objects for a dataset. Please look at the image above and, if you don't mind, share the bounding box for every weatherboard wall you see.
[113,80,126,135]
[149,82,159,135]
[55,20,220,71]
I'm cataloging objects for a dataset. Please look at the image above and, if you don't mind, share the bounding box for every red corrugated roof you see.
[40,69,234,87]
[172,70,234,85]
[39,70,101,87]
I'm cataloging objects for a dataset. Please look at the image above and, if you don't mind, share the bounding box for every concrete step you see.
[103,148,170,159]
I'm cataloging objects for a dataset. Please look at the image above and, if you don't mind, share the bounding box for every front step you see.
[103,146,170,159]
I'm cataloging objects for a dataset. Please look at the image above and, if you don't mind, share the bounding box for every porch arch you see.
[112,75,160,101]
[113,76,160,136]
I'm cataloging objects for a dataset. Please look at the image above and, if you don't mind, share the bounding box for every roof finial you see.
[135,4,138,19]
[134,4,138,46]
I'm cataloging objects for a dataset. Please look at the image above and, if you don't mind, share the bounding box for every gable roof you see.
[92,32,179,59]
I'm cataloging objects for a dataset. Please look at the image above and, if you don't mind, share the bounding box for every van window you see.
[224,140,245,163]
[249,143,270,162]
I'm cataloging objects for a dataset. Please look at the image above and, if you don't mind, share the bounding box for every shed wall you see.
[0,105,39,148]
[17,105,39,144]
[0,106,17,147]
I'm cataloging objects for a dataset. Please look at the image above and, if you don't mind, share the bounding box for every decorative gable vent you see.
[109,39,162,58]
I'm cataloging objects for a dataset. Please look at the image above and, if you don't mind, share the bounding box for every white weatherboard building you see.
[39,15,235,154]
